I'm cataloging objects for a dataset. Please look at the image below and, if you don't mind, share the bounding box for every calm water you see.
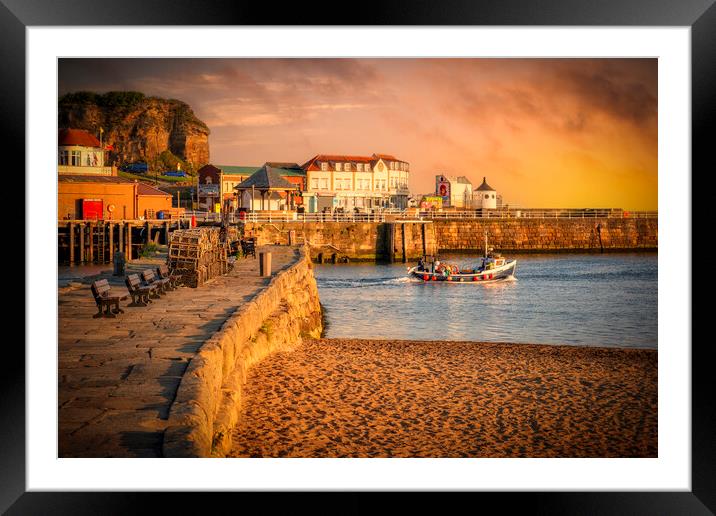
[314,253,658,349]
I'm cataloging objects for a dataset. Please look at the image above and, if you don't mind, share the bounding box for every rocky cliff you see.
[58,91,210,171]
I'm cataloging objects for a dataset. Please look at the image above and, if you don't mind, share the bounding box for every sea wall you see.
[433,218,658,252]
[163,245,323,457]
[243,218,656,262]
[244,221,438,262]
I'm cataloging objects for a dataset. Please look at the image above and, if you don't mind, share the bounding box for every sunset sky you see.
[59,58,657,210]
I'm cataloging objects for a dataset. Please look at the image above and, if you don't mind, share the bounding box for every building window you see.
[320,178,328,190]
[365,164,371,172]
[59,150,69,165]
[344,163,350,171]
[311,178,319,190]
[70,151,81,166]
[321,162,328,171]
[336,163,342,172]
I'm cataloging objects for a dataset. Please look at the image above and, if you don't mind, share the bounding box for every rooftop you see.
[136,183,171,196]
[59,128,101,148]
[475,177,496,191]
[215,165,261,176]
[235,165,299,190]
[301,153,408,171]
[58,174,133,184]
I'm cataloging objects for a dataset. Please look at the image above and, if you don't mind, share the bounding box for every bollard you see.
[113,250,126,276]
[288,230,296,246]
[259,252,272,277]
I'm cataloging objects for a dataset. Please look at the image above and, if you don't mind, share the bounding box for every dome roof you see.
[475,177,495,191]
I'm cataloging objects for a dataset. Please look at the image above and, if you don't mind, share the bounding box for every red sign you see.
[82,199,103,220]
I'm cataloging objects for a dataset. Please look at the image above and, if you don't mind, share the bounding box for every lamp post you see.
[154,128,159,185]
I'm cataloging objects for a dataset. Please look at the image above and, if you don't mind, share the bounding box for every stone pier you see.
[58,244,321,457]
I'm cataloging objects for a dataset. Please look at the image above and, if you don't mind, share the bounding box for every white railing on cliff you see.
[180,209,657,224]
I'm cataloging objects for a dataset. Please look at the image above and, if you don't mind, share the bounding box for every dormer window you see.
[321,162,328,171]
[344,163,350,172]
[336,163,342,172]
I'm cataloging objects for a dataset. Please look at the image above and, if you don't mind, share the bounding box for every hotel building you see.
[301,153,409,212]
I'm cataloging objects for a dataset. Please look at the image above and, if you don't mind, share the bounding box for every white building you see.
[435,175,473,208]
[58,128,114,176]
[301,154,410,212]
[474,176,497,209]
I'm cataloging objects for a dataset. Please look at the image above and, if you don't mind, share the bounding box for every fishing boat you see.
[407,232,516,283]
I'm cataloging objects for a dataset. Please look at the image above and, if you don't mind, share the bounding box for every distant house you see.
[58,128,114,176]
[435,174,473,208]
[301,153,410,213]
[197,162,307,212]
[197,164,260,212]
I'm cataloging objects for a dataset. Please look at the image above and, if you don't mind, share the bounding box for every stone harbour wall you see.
[244,221,438,262]
[163,245,323,457]
[243,218,656,262]
[433,218,658,252]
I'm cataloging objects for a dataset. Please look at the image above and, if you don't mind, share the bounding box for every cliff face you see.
[58,91,210,170]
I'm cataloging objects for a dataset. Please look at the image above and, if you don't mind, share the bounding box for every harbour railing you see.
[398,209,658,220]
[179,208,657,224]
[180,211,388,224]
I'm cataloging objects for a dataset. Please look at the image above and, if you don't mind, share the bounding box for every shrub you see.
[140,242,159,257]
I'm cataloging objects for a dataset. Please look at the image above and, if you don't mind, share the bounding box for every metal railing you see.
[398,209,658,220]
[179,208,657,224]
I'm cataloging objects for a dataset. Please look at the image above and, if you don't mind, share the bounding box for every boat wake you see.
[318,276,420,289]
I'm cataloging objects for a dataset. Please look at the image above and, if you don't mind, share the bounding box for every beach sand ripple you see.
[229,339,657,458]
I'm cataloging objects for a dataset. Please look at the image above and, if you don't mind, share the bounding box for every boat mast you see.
[484,230,488,258]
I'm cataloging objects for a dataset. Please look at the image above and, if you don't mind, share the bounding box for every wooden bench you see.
[142,269,170,294]
[241,238,257,259]
[90,279,128,318]
[125,273,156,306]
[157,264,182,289]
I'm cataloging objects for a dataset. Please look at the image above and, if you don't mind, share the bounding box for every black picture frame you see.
[7,0,713,513]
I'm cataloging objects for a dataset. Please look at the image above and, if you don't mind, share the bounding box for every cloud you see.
[58,57,658,209]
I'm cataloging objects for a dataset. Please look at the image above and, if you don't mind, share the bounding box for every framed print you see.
[8,0,713,513]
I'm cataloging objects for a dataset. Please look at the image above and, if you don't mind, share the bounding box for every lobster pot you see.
[167,228,232,288]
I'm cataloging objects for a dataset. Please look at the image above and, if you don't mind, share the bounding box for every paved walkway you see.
[58,245,300,457]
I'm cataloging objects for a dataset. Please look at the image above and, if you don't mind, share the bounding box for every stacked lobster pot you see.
[167,228,231,288]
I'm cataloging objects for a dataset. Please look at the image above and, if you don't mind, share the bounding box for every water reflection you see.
[314,253,657,349]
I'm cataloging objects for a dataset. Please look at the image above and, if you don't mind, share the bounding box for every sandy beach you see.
[229,339,657,458]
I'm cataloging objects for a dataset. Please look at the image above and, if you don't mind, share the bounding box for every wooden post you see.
[78,223,85,264]
[164,221,170,245]
[108,223,114,260]
[88,223,94,263]
[421,223,427,256]
[126,223,132,261]
[69,223,75,265]
[100,222,106,264]
[118,222,124,257]
[401,222,407,263]
[146,221,152,245]
[387,222,395,263]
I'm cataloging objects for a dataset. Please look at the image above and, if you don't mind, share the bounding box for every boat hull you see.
[408,260,517,283]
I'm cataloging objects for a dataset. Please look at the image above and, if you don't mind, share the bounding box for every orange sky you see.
[59,58,657,210]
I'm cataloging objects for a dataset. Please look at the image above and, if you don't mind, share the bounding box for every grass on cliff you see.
[118,171,195,185]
